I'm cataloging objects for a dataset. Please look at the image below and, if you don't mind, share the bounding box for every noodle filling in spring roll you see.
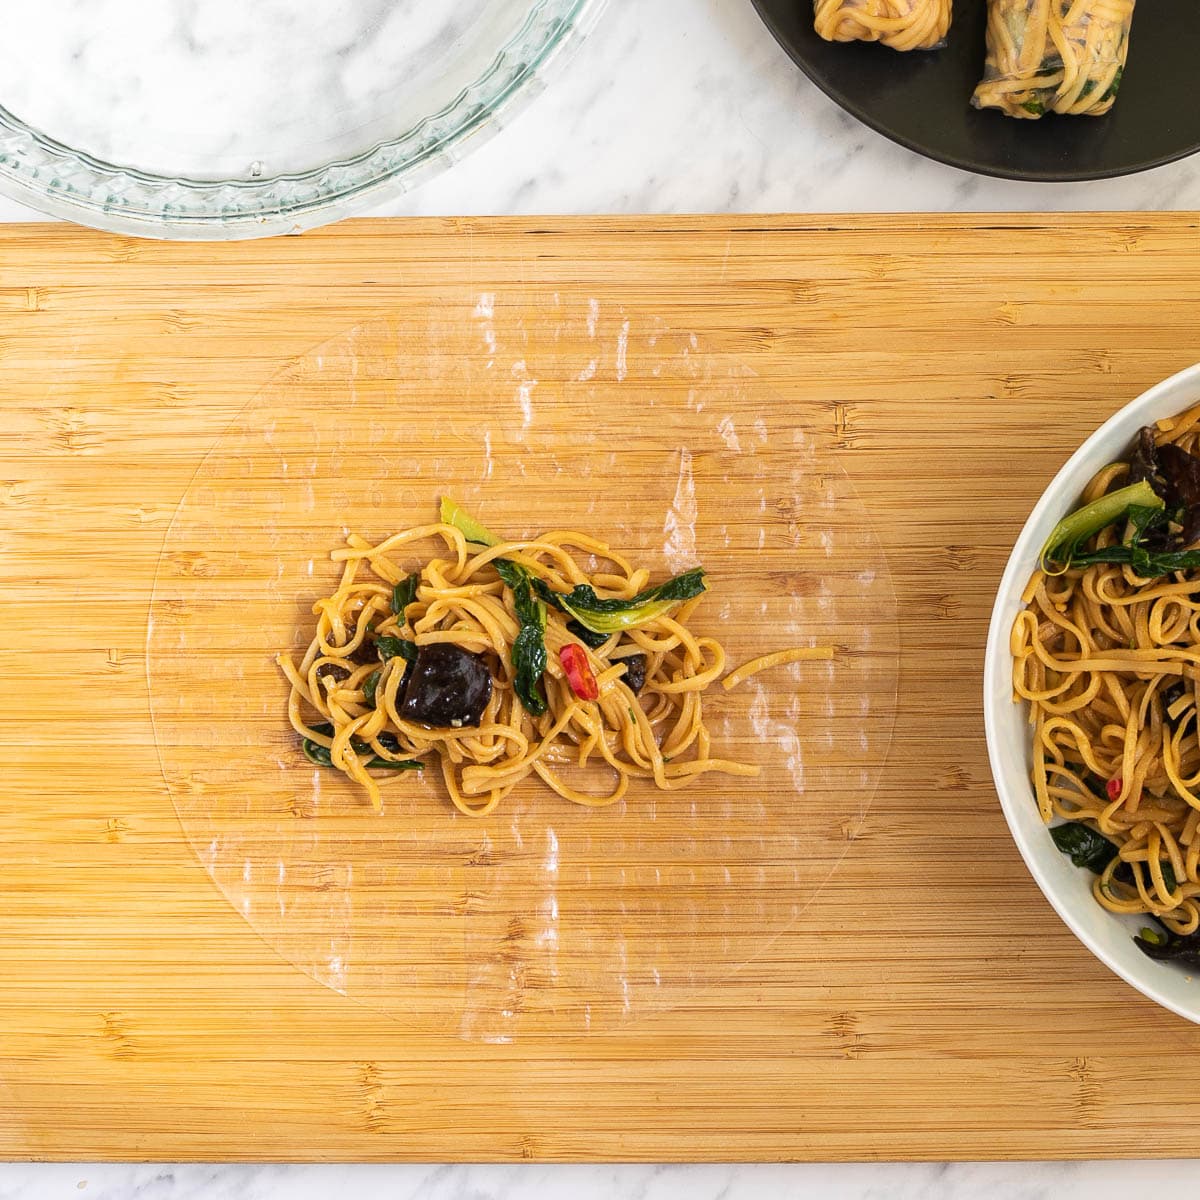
[813,0,952,52]
[972,0,1135,118]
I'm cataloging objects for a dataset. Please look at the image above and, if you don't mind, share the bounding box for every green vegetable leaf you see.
[440,502,549,715]
[1049,821,1120,873]
[1051,821,1179,892]
[1039,479,1164,573]
[376,636,419,663]
[1021,97,1045,116]
[363,670,381,707]
[506,570,549,717]
[300,723,423,771]
[566,619,611,650]
[440,496,500,547]
[301,736,336,768]
[1050,496,1200,578]
[363,755,423,771]
[438,500,699,707]
[1066,542,1200,578]
[392,574,420,615]
[533,568,707,636]
[493,558,526,593]
[1100,66,1123,103]
[1127,503,1168,539]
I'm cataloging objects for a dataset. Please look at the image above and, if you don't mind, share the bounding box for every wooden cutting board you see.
[6,214,1200,1163]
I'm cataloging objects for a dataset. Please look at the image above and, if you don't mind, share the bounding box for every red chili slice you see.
[559,643,599,701]
[1107,777,1123,801]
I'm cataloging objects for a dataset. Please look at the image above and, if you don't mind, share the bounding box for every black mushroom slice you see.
[1128,426,1159,488]
[1158,441,1200,508]
[1157,441,1200,544]
[1134,924,1200,968]
[1162,678,1189,712]
[621,653,647,696]
[398,643,493,728]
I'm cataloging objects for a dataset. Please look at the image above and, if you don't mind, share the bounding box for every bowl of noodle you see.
[985,362,1200,1024]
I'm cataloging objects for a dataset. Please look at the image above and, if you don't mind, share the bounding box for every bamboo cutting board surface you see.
[6,213,1200,1162]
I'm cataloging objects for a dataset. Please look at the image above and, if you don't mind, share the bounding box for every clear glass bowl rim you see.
[0,0,605,240]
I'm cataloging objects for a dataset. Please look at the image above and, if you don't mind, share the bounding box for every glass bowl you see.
[0,0,603,240]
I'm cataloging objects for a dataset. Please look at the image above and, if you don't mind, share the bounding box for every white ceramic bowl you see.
[984,361,1200,1024]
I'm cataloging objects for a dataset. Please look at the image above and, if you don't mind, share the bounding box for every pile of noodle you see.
[279,520,826,817]
[1012,403,1200,936]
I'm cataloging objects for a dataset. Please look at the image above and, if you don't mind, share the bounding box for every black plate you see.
[751,0,1200,182]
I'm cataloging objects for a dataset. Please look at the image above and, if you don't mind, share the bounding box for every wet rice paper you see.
[813,0,952,51]
[972,0,1135,118]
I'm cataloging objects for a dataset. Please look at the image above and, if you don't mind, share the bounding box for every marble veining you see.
[0,1,1195,1193]
[0,1160,1197,1198]
[1,0,503,179]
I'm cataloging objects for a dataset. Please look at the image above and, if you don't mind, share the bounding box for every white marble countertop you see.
[1,0,1197,227]
[2,1,1197,1195]
[0,1161,1196,1198]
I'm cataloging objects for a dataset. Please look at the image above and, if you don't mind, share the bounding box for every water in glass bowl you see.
[0,0,597,237]
[4,0,557,180]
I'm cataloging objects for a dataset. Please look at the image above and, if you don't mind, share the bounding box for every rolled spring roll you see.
[972,0,1135,118]
[814,0,952,51]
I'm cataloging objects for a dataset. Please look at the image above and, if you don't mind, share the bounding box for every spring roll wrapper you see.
[814,0,952,52]
[972,0,1134,118]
